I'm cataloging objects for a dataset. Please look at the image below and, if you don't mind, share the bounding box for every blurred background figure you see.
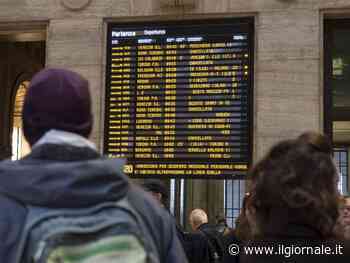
[342,196,350,239]
[142,179,169,209]
[189,209,224,263]
[235,192,254,242]
[338,195,350,239]
[189,209,209,231]
[141,180,212,263]
[221,193,251,263]
[214,215,231,237]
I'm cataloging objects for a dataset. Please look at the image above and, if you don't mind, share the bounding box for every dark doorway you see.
[0,29,46,160]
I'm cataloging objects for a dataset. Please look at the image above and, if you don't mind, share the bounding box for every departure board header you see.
[104,18,254,178]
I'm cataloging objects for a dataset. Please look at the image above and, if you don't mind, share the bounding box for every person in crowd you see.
[141,179,185,246]
[182,231,212,263]
[189,209,210,232]
[142,179,169,209]
[339,196,350,239]
[214,215,231,236]
[190,208,225,263]
[343,196,350,239]
[0,68,187,263]
[221,193,252,263]
[141,180,211,263]
[240,132,346,262]
[235,192,255,241]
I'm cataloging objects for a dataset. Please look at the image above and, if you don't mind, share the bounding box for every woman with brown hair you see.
[240,132,346,262]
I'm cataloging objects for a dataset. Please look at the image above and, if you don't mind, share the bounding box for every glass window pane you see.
[224,179,245,227]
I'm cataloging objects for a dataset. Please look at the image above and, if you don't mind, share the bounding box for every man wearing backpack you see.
[0,68,188,263]
[189,209,225,263]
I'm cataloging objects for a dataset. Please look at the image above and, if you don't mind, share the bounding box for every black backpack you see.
[200,227,225,263]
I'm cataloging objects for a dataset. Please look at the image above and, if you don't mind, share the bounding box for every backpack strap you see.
[114,197,160,263]
[198,230,221,263]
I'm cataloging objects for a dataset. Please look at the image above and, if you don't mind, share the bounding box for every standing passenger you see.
[141,179,211,263]
[190,209,225,263]
[339,196,350,239]
[0,68,187,263]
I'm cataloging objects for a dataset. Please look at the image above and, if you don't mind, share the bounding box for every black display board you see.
[104,18,254,178]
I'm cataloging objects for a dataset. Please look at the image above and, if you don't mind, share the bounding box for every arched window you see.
[12,81,30,160]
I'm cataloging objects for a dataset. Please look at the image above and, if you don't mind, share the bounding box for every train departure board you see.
[104,18,254,178]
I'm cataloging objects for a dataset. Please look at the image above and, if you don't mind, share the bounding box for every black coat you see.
[183,231,211,263]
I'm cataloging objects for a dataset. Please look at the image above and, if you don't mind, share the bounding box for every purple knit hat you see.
[23,68,93,146]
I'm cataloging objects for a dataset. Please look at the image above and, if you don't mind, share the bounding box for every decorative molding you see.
[160,0,195,7]
[60,0,92,11]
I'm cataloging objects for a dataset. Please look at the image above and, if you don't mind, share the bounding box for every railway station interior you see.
[0,0,350,231]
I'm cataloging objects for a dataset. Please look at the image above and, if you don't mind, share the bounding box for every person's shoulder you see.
[200,223,219,235]
[185,231,210,243]
[0,193,26,215]
[200,223,216,229]
[0,158,20,169]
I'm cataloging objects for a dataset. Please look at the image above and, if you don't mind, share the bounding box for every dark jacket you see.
[0,142,187,263]
[198,223,225,262]
[182,231,211,263]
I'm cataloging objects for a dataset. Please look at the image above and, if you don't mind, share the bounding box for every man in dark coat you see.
[182,231,212,263]
[0,68,187,263]
[142,179,211,263]
[190,209,225,263]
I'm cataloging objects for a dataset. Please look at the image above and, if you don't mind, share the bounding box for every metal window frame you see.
[324,18,350,194]
[224,179,245,227]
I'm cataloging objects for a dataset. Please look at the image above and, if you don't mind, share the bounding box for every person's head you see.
[215,215,228,227]
[247,133,339,238]
[340,196,350,226]
[142,179,169,208]
[333,195,349,238]
[22,68,92,146]
[215,215,231,235]
[189,209,208,231]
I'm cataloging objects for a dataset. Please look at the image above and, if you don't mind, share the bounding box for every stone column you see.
[46,18,104,148]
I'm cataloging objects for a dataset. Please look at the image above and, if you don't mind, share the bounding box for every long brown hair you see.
[248,133,339,238]
[235,193,253,241]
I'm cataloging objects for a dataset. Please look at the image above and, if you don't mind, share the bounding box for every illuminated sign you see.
[105,18,254,178]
